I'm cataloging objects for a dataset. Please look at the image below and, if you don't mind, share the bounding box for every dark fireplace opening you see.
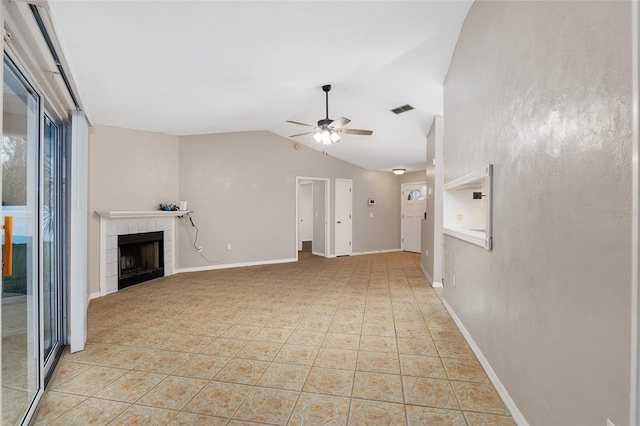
[118,231,164,289]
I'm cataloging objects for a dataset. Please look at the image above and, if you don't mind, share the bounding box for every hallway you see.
[34,252,513,425]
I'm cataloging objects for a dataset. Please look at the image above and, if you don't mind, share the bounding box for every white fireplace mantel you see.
[96,210,189,219]
[97,210,189,298]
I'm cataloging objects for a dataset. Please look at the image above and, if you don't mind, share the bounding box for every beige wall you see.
[87,125,180,295]
[397,170,425,186]
[177,131,403,269]
[443,1,631,424]
[87,127,408,289]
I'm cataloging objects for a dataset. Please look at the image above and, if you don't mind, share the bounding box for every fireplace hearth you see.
[118,231,164,289]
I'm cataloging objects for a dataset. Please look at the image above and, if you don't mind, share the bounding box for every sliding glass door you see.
[2,54,40,425]
[2,54,65,425]
[42,115,63,376]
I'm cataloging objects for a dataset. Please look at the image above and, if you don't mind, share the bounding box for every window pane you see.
[2,57,40,424]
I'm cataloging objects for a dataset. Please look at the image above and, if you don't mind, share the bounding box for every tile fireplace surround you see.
[96,211,187,298]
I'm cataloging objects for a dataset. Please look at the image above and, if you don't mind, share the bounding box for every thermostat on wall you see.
[368,199,375,206]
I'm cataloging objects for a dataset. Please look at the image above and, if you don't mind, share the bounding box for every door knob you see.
[337,221,342,224]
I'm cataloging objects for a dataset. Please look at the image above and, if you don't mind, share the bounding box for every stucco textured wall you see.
[443,1,632,424]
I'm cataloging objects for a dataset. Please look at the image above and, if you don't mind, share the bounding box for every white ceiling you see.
[47,1,472,172]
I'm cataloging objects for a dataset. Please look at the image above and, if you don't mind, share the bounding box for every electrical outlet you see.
[369,212,374,218]
[456,214,463,224]
[227,243,232,251]
[425,249,429,257]
[453,275,457,287]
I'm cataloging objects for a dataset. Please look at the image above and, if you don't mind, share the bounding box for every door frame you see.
[631,1,639,423]
[2,49,67,426]
[335,178,353,257]
[401,181,426,252]
[40,112,65,383]
[295,176,330,260]
[297,180,313,251]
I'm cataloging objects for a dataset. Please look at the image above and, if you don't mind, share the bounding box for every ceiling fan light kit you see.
[287,84,373,145]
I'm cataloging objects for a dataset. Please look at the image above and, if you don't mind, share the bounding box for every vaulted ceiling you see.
[48,1,472,172]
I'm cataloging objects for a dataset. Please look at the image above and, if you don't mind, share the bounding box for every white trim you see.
[335,178,353,256]
[175,257,297,274]
[434,115,445,287]
[443,165,492,191]
[89,292,101,300]
[96,210,190,219]
[632,0,639,422]
[297,181,313,251]
[420,263,432,283]
[441,298,529,426]
[351,249,401,256]
[401,181,427,252]
[68,110,89,353]
[442,228,487,248]
[99,217,176,296]
[443,164,493,250]
[295,176,331,259]
[419,263,443,287]
[311,251,325,257]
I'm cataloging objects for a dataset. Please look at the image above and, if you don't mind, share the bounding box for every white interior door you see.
[402,182,426,253]
[335,179,352,256]
[298,182,313,250]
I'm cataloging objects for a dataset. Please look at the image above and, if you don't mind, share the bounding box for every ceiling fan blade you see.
[289,132,315,137]
[286,120,315,127]
[329,117,351,129]
[341,128,373,136]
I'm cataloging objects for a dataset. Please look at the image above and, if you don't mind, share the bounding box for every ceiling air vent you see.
[391,104,414,114]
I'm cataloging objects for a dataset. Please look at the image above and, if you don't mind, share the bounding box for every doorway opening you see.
[295,177,330,259]
[401,182,427,253]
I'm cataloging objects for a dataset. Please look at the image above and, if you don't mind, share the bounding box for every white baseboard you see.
[175,257,297,274]
[351,248,401,256]
[441,298,528,426]
[420,263,443,288]
[311,251,326,257]
[89,292,101,300]
[420,264,433,284]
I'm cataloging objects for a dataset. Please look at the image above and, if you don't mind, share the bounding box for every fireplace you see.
[118,231,164,289]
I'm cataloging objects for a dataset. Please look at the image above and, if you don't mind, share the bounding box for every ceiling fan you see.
[287,84,373,145]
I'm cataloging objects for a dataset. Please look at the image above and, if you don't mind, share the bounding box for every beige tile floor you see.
[33,252,515,425]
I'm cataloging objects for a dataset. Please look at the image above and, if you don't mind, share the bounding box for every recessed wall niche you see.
[443,164,493,250]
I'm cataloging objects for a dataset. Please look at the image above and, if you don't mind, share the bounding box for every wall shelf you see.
[443,165,493,250]
[96,210,190,219]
